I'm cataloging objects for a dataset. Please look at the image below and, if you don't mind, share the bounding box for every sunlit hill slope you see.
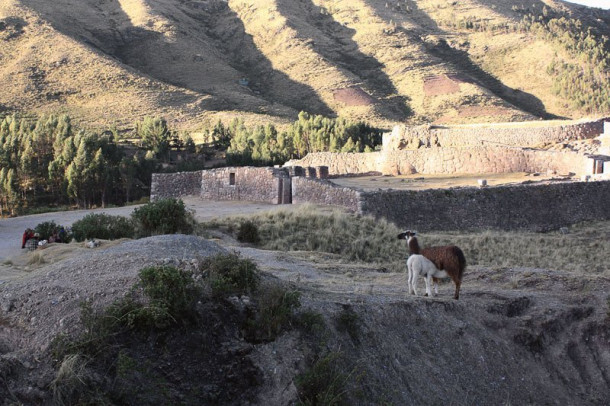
[0,0,608,130]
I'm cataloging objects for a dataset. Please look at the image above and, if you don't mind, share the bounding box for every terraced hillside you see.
[0,0,608,130]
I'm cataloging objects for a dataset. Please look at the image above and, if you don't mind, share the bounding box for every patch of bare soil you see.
[0,229,608,405]
[423,74,462,96]
[332,87,376,107]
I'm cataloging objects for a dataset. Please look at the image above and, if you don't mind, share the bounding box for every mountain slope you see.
[0,0,608,130]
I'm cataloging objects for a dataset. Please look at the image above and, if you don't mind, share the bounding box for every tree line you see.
[0,115,163,215]
[224,111,381,166]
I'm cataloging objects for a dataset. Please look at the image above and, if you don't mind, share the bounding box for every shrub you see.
[237,221,260,244]
[296,310,327,338]
[248,285,301,341]
[295,352,349,406]
[35,221,57,240]
[131,198,194,237]
[34,221,72,243]
[202,253,260,298]
[135,266,198,328]
[52,266,199,360]
[71,213,135,242]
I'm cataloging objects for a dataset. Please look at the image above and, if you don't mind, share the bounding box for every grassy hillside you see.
[0,0,608,131]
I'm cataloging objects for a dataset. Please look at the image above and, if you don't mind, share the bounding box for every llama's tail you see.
[453,246,467,281]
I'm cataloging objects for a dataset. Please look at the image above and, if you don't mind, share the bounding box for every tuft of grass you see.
[51,354,91,406]
[27,252,46,265]
[296,310,327,338]
[295,352,350,406]
[237,220,260,244]
[247,284,301,342]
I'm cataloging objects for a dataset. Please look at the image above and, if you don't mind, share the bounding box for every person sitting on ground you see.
[21,228,34,249]
[48,230,59,244]
[57,227,66,243]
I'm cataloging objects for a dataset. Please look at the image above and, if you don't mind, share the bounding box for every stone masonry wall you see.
[200,167,288,204]
[360,180,610,232]
[384,118,608,151]
[291,177,361,212]
[150,171,203,201]
[287,147,590,176]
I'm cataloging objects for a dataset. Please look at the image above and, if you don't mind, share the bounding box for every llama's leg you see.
[424,273,433,297]
[434,280,439,296]
[407,263,415,295]
[454,280,461,300]
[412,269,419,296]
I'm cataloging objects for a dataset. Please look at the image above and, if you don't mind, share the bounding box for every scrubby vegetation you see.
[295,352,351,406]
[49,254,310,404]
[131,198,195,237]
[71,213,135,242]
[203,252,260,298]
[34,221,72,243]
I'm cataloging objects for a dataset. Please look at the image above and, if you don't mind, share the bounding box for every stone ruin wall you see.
[291,177,361,212]
[360,180,610,232]
[151,171,203,201]
[384,118,608,150]
[288,147,590,176]
[200,167,288,204]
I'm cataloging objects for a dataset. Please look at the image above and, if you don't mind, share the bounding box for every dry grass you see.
[0,0,599,132]
[202,204,406,272]
[423,225,610,275]
[50,354,91,406]
[203,206,610,276]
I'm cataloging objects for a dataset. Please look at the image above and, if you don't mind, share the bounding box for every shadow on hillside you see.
[19,0,333,118]
[426,39,560,119]
[209,2,334,117]
[275,0,412,121]
[365,0,560,119]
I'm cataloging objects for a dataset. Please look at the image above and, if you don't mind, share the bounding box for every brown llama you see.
[397,230,466,299]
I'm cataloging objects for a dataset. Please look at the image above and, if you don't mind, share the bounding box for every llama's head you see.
[397,230,417,240]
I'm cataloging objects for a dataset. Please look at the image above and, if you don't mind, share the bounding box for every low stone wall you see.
[360,180,610,232]
[291,177,361,212]
[200,167,288,204]
[384,118,608,150]
[150,171,203,201]
[287,147,590,176]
